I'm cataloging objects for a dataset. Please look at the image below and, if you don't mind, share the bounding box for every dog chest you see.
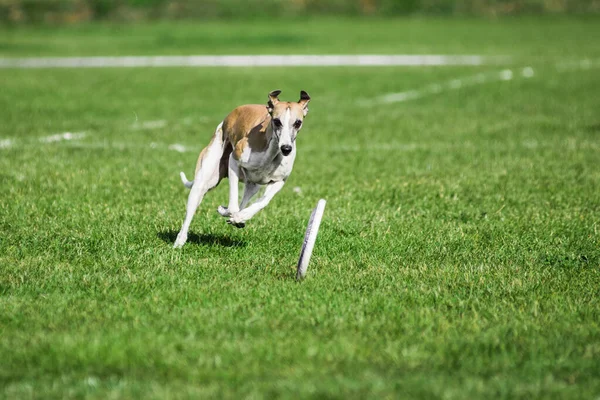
[241,148,296,185]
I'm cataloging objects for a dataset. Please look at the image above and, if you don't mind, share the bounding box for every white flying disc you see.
[297,199,327,280]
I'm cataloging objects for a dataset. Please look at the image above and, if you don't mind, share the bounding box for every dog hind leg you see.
[174,123,225,248]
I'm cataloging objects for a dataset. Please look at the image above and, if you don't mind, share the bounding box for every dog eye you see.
[294,120,302,129]
[273,118,282,128]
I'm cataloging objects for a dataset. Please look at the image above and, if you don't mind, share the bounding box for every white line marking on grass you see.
[0,139,13,149]
[55,141,196,153]
[363,59,592,107]
[40,132,86,143]
[522,67,535,78]
[377,90,422,104]
[168,143,190,153]
[555,58,600,72]
[500,69,513,80]
[0,55,510,69]
[362,68,535,106]
[133,120,167,130]
[302,142,422,153]
[63,142,147,151]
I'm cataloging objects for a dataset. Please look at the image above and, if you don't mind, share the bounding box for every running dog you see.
[174,90,310,248]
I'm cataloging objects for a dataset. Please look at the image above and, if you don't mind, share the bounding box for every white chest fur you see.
[240,147,296,185]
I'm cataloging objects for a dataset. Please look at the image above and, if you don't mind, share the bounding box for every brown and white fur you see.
[173,90,310,248]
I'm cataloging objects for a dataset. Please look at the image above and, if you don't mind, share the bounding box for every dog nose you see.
[280,145,292,156]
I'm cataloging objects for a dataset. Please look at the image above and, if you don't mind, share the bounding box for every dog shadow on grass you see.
[157,231,247,248]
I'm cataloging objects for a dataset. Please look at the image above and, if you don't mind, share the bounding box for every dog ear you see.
[267,89,281,113]
[298,90,310,116]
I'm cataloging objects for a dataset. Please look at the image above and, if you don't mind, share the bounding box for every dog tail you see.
[180,171,194,189]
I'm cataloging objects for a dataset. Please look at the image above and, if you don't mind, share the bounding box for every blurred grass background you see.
[1,0,599,24]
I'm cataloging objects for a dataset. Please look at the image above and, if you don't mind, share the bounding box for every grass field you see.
[1,17,600,399]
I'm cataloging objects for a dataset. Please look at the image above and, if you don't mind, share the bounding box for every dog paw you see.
[217,205,232,217]
[227,220,246,228]
[227,215,246,228]
[173,232,187,248]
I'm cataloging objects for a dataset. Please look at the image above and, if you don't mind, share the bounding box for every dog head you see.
[267,90,310,156]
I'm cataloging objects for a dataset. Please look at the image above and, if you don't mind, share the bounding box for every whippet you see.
[173,90,311,248]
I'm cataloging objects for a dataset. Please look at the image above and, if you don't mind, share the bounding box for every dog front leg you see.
[239,183,261,209]
[228,181,285,227]
[222,182,260,227]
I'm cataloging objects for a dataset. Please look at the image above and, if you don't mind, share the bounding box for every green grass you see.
[1,17,600,399]
[1,17,600,60]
